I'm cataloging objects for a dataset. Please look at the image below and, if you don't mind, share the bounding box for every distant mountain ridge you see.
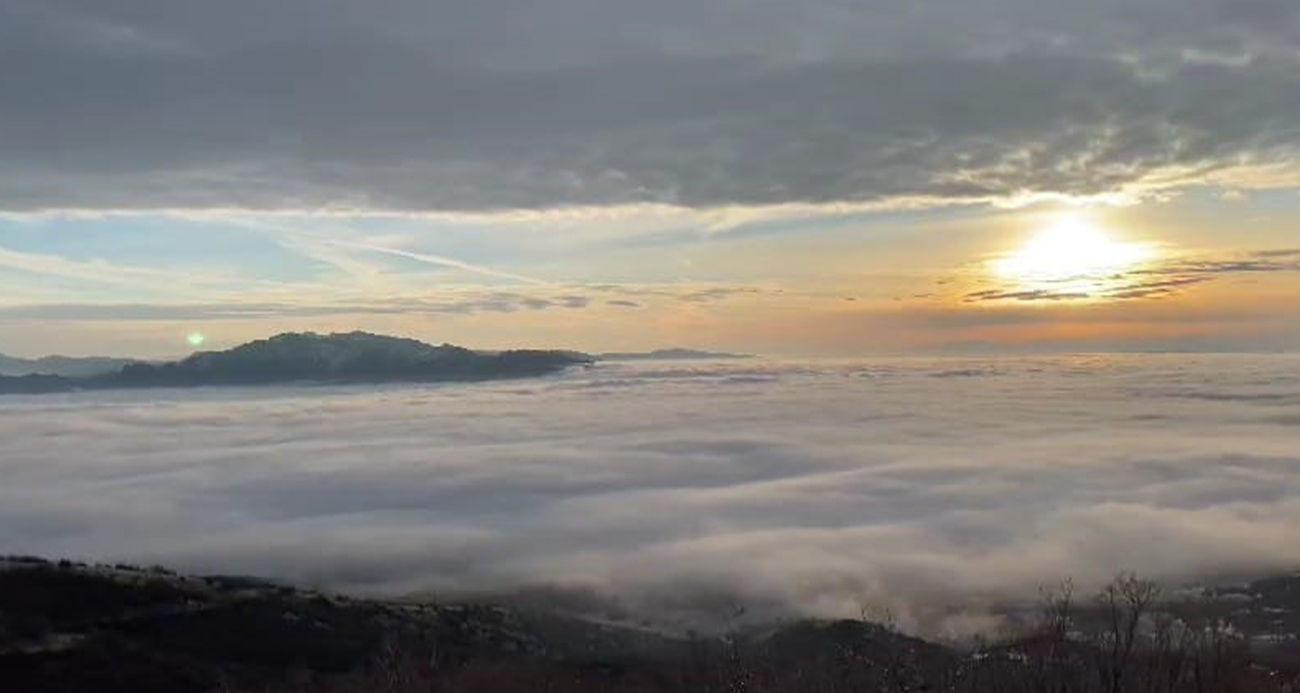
[0,332,591,395]
[0,353,143,378]
[597,348,753,361]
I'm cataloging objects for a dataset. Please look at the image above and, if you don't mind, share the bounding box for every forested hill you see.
[0,332,591,395]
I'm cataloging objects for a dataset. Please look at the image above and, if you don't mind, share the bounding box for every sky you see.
[1,0,1299,357]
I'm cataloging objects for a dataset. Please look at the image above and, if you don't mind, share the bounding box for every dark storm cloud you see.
[2,0,1299,212]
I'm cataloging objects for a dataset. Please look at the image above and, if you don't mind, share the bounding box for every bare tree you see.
[1091,573,1160,693]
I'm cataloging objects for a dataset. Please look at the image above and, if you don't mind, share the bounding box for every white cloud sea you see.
[2,354,1299,635]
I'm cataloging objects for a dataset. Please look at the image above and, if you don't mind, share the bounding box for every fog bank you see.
[2,354,1298,636]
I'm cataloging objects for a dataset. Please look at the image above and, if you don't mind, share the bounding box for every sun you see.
[186,332,207,348]
[991,214,1152,290]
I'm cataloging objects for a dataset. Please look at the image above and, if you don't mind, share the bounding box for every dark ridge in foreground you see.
[2,557,1298,692]
[0,332,592,395]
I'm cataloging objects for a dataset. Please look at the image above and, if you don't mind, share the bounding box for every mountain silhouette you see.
[0,332,591,395]
[0,353,143,378]
[597,348,753,361]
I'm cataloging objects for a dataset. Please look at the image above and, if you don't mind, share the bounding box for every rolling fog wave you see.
[2,354,1299,636]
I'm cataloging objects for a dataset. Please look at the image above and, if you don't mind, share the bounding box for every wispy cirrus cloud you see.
[962,248,1300,303]
[0,283,770,324]
[0,244,248,301]
[322,241,553,286]
[0,297,571,322]
[963,288,1092,303]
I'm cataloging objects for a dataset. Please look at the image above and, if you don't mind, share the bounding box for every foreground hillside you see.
[0,556,681,692]
[2,557,1298,692]
[0,332,591,395]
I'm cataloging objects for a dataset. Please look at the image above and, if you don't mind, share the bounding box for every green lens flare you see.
[186,332,206,347]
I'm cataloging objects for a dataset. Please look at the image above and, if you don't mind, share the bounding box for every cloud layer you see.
[2,356,1299,635]
[3,0,1299,212]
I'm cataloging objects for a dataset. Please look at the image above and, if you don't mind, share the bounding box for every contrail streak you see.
[325,241,552,286]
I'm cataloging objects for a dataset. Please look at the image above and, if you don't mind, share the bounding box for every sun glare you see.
[991,214,1152,295]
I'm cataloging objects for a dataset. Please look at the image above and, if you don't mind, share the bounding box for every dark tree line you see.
[241,574,1298,693]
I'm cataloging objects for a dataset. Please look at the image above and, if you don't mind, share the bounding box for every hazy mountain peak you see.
[0,353,143,378]
[597,348,754,361]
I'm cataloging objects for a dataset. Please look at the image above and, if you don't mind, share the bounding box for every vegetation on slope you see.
[2,557,1298,692]
[0,332,591,394]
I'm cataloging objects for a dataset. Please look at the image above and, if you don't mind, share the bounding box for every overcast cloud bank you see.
[1,355,1298,636]
[4,0,1299,212]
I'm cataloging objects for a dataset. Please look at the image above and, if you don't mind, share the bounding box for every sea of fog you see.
[2,354,1299,636]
